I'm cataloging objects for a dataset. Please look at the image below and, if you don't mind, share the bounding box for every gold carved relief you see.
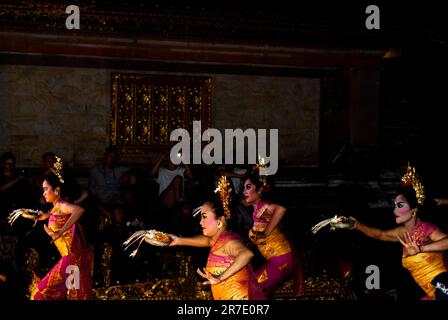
[111,73,212,154]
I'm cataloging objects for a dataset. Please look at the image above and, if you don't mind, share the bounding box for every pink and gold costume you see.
[250,200,304,293]
[33,208,93,300]
[402,221,448,299]
[206,230,266,300]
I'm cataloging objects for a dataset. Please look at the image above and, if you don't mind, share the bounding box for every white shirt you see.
[156,167,185,196]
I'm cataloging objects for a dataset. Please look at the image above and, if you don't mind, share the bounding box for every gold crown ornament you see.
[401,162,425,205]
[51,156,65,184]
[254,155,268,189]
[214,176,232,220]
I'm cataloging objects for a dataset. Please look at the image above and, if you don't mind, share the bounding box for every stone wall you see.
[0,65,110,168]
[214,75,320,167]
[0,65,320,168]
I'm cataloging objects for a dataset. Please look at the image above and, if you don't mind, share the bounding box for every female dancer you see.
[349,165,448,299]
[243,174,304,295]
[169,177,266,300]
[13,157,93,299]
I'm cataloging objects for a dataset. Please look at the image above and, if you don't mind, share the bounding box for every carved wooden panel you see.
[111,73,212,154]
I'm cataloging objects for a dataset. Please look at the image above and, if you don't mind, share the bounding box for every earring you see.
[55,191,59,195]
[217,222,222,229]
[411,210,417,217]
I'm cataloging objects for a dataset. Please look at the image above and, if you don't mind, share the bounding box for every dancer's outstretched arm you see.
[350,216,406,242]
[169,234,211,247]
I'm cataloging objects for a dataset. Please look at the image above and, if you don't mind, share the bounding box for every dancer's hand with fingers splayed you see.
[398,232,421,257]
[197,267,221,285]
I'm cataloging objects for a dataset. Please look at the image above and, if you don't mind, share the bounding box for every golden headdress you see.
[254,155,268,189]
[214,176,232,219]
[51,155,65,184]
[401,162,425,205]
